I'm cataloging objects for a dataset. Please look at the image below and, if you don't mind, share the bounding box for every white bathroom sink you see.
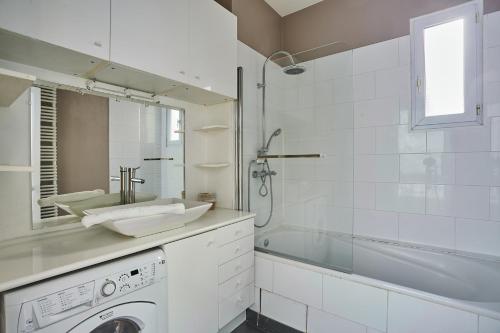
[83,198,212,237]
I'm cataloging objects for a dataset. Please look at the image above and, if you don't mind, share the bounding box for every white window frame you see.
[410,0,483,130]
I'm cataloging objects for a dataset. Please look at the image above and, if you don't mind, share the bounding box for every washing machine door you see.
[69,302,157,333]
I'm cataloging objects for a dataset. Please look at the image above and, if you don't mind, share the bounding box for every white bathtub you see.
[255,225,500,319]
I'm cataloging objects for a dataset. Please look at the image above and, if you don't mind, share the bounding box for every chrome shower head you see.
[283,64,306,75]
[265,128,282,150]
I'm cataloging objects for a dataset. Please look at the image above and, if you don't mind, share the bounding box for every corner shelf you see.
[0,165,32,172]
[195,163,230,169]
[194,125,229,132]
[0,68,36,107]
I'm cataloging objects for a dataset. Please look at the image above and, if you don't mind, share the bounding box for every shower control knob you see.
[101,280,116,297]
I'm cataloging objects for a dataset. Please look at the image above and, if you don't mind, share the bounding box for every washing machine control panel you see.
[94,259,160,305]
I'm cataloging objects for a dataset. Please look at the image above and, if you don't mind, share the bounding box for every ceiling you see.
[263,0,324,17]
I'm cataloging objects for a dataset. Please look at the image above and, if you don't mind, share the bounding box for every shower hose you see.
[247,160,274,228]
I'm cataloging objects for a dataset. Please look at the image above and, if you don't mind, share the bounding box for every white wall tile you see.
[427,125,491,153]
[479,316,500,333]
[354,98,399,128]
[314,81,334,106]
[354,128,376,154]
[314,50,353,81]
[426,185,490,219]
[273,262,322,308]
[492,117,500,151]
[485,11,500,48]
[354,209,398,239]
[375,66,410,99]
[375,125,426,154]
[485,81,500,118]
[255,256,273,291]
[400,153,455,184]
[398,36,410,66]
[354,155,399,182]
[398,213,455,248]
[308,307,366,333]
[491,187,500,221]
[456,218,500,256]
[485,46,500,82]
[261,290,307,332]
[455,152,500,186]
[332,76,353,104]
[387,292,478,333]
[376,183,426,214]
[353,38,399,74]
[298,84,315,108]
[323,275,388,332]
[353,72,375,101]
[354,182,376,209]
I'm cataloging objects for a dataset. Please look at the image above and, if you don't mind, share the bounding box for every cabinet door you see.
[163,230,219,333]
[110,0,190,83]
[0,0,110,60]
[189,0,237,98]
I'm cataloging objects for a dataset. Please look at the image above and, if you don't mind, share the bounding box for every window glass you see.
[424,19,465,117]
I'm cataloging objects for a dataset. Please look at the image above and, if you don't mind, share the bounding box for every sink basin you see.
[83,198,212,237]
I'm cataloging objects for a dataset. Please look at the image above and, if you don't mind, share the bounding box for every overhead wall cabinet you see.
[0,0,237,104]
[110,0,190,84]
[0,0,110,60]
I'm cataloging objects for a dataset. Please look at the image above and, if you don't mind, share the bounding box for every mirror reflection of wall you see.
[31,87,185,229]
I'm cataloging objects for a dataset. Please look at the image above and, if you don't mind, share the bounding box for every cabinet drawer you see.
[218,235,254,265]
[219,284,253,329]
[219,251,254,283]
[219,267,254,302]
[217,219,254,246]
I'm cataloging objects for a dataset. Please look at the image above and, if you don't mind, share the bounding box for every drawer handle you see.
[236,296,243,304]
[235,280,241,287]
[179,70,186,75]
[235,229,242,236]
[235,246,241,253]
[94,41,102,47]
[235,264,242,271]
[207,240,214,247]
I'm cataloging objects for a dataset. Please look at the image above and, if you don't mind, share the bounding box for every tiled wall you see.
[352,11,500,257]
[239,10,500,257]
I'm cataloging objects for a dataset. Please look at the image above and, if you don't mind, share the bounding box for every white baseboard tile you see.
[261,290,307,332]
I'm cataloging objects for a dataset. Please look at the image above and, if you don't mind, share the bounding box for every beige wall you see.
[217,0,500,61]
[282,0,500,59]
[57,90,109,194]
[216,0,282,57]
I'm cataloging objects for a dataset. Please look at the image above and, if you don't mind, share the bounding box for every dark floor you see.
[232,322,264,333]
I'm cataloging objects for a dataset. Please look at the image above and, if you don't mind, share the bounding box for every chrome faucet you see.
[110,166,145,204]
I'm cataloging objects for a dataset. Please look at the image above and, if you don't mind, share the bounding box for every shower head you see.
[265,128,282,151]
[283,64,306,75]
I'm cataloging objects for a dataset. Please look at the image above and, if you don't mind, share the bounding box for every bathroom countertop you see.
[0,209,255,293]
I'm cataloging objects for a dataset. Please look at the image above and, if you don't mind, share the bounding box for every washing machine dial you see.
[101,280,116,297]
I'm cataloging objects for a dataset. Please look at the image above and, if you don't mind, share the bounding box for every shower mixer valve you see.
[252,169,277,178]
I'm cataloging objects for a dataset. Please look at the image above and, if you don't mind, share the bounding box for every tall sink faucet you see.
[110,166,145,204]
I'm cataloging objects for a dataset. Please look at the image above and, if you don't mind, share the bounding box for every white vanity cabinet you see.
[163,228,219,333]
[0,0,110,60]
[189,0,237,99]
[162,218,254,333]
[110,0,190,83]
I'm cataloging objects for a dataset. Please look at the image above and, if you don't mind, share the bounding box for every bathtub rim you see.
[255,250,500,322]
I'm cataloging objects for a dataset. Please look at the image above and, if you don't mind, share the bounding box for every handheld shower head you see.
[265,128,282,150]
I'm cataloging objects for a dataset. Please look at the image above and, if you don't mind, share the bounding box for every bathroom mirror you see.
[29,86,185,229]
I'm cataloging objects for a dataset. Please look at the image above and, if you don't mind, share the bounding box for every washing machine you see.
[1,248,167,333]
